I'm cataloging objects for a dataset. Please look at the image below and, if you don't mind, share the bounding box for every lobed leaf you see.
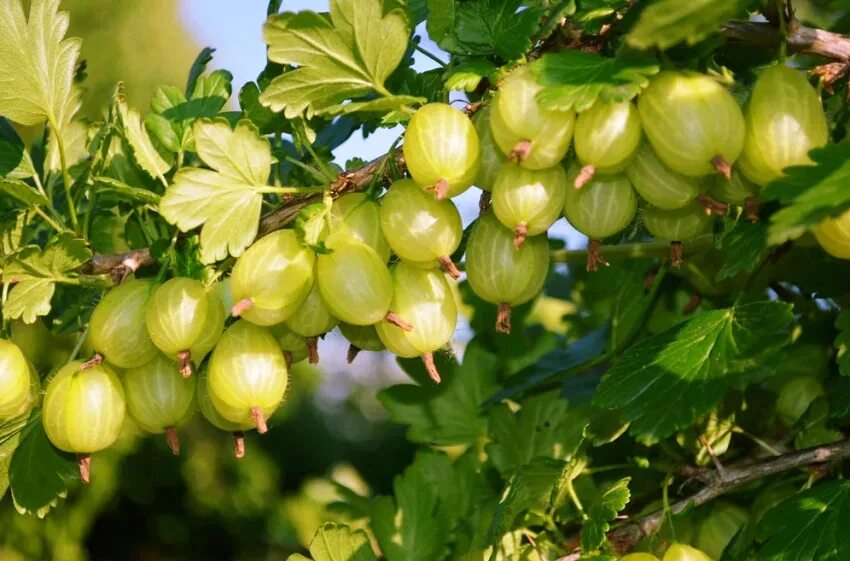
[433,0,541,61]
[287,523,377,561]
[626,0,751,51]
[581,478,631,552]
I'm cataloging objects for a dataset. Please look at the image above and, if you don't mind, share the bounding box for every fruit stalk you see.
[78,454,91,485]
[385,312,414,332]
[232,432,246,459]
[165,426,180,456]
[346,345,361,364]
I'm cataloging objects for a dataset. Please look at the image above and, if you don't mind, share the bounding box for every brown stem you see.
[230,297,253,318]
[744,196,760,223]
[574,164,596,189]
[165,426,180,456]
[83,248,153,283]
[421,352,441,384]
[283,350,293,369]
[711,155,733,180]
[496,302,512,334]
[177,350,192,378]
[438,255,461,279]
[250,406,268,434]
[513,223,528,249]
[682,291,702,315]
[586,239,610,272]
[232,431,246,459]
[479,191,492,215]
[78,454,91,484]
[509,139,533,164]
[306,337,319,365]
[79,353,103,371]
[428,178,450,200]
[722,19,850,61]
[697,193,728,216]
[347,344,361,364]
[670,241,684,269]
[385,311,414,332]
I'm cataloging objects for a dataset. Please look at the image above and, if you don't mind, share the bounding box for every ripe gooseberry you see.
[738,64,828,186]
[814,208,850,259]
[465,213,550,334]
[473,105,507,193]
[626,142,701,210]
[42,361,126,483]
[230,230,315,325]
[375,263,457,383]
[145,277,219,377]
[197,368,252,458]
[642,203,713,268]
[380,178,463,277]
[490,66,576,170]
[573,100,642,188]
[207,320,288,434]
[620,555,661,561]
[270,323,309,367]
[403,102,480,199]
[638,71,745,178]
[339,322,385,364]
[123,354,196,455]
[0,339,35,421]
[491,162,567,247]
[89,279,158,369]
[563,168,637,271]
[330,193,391,263]
[285,274,338,364]
[662,543,714,561]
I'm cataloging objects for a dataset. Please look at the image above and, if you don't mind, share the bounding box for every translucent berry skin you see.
[709,168,758,206]
[270,323,310,364]
[198,368,252,432]
[380,179,462,265]
[189,292,226,361]
[286,278,338,338]
[123,354,196,434]
[145,278,210,357]
[638,71,745,176]
[89,279,158,368]
[620,555,661,561]
[42,361,126,453]
[574,100,642,174]
[473,105,507,192]
[814,209,850,259]
[491,66,576,170]
[0,339,32,420]
[563,169,637,240]
[339,323,385,352]
[466,213,550,306]
[492,162,567,236]
[662,543,715,561]
[10,318,52,372]
[331,193,391,263]
[738,65,828,186]
[626,142,701,210]
[643,203,713,242]
[230,230,315,325]
[403,103,480,198]
[207,321,288,425]
[317,234,393,325]
[375,263,457,358]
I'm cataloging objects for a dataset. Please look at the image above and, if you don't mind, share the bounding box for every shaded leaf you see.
[716,219,768,281]
[0,118,35,179]
[581,478,631,552]
[436,0,541,61]
[627,0,750,51]
[94,176,161,205]
[185,46,216,97]
[444,60,497,92]
[834,310,850,376]
[0,179,50,208]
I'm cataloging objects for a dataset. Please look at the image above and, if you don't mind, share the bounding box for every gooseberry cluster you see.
[0,62,833,484]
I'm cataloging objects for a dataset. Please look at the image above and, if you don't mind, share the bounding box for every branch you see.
[722,19,850,61]
[559,438,850,560]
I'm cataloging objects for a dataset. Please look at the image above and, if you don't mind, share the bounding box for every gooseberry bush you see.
[2,0,850,559]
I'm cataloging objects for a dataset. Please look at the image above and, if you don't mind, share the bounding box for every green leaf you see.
[261,0,420,118]
[531,50,659,112]
[2,233,92,323]
[425,0,453,44]
[0,429,22,501]
[185,46,216,97]
[610,261,666,352]
[443,60,497,92]
[716,219,769,281]
[626,0,750,51]
[117,89,172,182]
[0,179,50,207]
[294,203,331,252]
[0,118,35,179]
[834,310,850,376]
[580,478,631,552]
[0,0,81,133]
[239,81,285,135]
[159,118,273,263]
[754,479,850,561]
[761,143,850,245]
[487,391,586,476]
[10,415,78,517]
[323,95,425,116]
[379,340,500,445]
[93,176,161,205]
[594,302,793,443]
[287,523,378,561]
[435,0,541,61]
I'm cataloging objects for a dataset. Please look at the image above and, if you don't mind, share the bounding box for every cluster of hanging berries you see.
[0,63,832,484]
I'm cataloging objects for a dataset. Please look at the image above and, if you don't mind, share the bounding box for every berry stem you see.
[230,297,253,318]
[177,350,192,378]
[479,191,491,215]
[496,302,512,334]
[307,337,319,365]
[428,178,449,200]
[574,164,596,189]
[710,155,733,180]
[421,352,441,384]
[79,353,103,372]
[250,407,268,434]
[670,241,684,269]
[586,239,610,272]
[513,223,528,249]
[165,426,180,456]
[347,344,361,364]
[696,193,729,216]
[283,350,293,370]
[438,255,461,279]
[78,454,91,484]
[509,139,533,164]
[385,311,414,332]
[232,431,246,459]
[744,196,760,223]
